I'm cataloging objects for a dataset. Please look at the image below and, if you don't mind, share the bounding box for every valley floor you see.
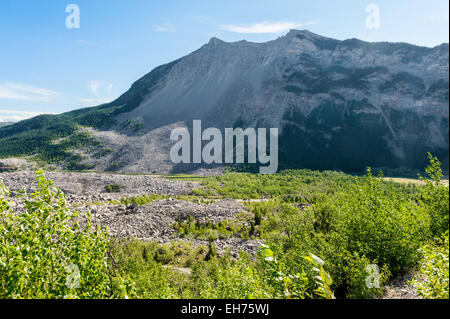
[1,158,448,299]
[0,169,263,256]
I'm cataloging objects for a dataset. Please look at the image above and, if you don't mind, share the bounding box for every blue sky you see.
[0,0,448,122]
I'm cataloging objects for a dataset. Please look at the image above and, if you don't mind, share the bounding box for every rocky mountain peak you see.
[207,37,226,46]
[285,29,321,39]
[1,31,448,174]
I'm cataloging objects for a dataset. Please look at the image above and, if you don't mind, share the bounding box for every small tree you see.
[419,153,449,237]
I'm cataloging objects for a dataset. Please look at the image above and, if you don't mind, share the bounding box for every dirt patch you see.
[381,272,421,299]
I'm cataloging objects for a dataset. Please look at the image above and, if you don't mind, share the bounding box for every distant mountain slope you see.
[0,122,13,128]
[0,30,448,173]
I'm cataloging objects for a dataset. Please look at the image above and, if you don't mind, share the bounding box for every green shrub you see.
[105,184,123,193]
[0,171,134,299]
[190,253,270,299]
[108,239,190,298]
[335,169,430,273]
[418,153,449,237]
[411,235,449,299]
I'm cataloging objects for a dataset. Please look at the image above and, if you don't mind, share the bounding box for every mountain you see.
[0,122,13,128]
[0,30,448,174]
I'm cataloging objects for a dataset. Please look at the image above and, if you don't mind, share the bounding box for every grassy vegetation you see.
[105,184,124,193]
[0,154,448,299]
[187,168,418,204]
[120,194,216,206]
[172,214,252,241]
[165,174,209,181]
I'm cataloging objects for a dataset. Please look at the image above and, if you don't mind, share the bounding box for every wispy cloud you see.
[0,81,117,122]
[89,80,113,96]
[89,80,103,95]
[79,97,111,105]
[0,83,62,101]
[86,80,114,105]
[155,23,176,32]
[0,108,52,122]
[219,21,318,34]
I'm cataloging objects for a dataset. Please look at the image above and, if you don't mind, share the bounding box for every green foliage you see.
[191,169,355,201]
[335,168,430,273]
[0,108,115,168]
[0,59,181,168]
[108,240,195,298]
[303,254,335,299]
[173,216,250,241]
[190,253,269,299]
[105,184,123,193]
[1,154,447,299]
[411,235,449,299]
[0,171,134,299]
[243,164,439,298]
[409,156,449,299]
[121,194,215,206]
[205,240,217,261]
[418,153,449,237]
[258,244,309,299]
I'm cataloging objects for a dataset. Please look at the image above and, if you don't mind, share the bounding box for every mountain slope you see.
[0,30,448,173]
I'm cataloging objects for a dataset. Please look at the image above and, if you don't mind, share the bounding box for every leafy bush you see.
[105,184,123,193]
[190,253,270,299]
[255,167,433,298]
[335,168,430,273]
[418,153,449,237]
[190,169,355,201]
[411,235,449,299]
[0,171,134,299]
[108,239,191,298]
[173,217,249,241]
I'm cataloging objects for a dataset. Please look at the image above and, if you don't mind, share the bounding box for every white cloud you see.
[105,83,113,95]
[0,83,62,101]
[89,80,113,95]
[0,108,52,122]
[89,80,103,95]
[84,80,114,105]
[0,81,117,122]
[219,21,318,34]
[79,97,110,105]
[0,115,29,122]
[155,23,176,32]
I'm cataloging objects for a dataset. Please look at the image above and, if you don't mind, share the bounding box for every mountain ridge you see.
[0,30,448,173]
